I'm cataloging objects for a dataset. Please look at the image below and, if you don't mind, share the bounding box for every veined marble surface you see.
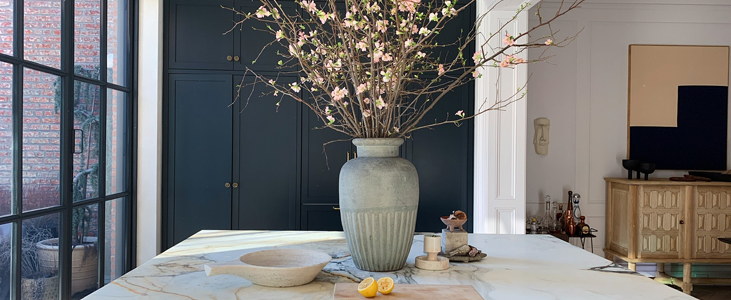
[87,230,693,299]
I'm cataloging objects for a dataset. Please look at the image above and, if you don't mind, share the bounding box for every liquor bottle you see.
[572,193,582,220]
[565,191,576,235]
[543,196,554,232]
[551,201,558,232]
[556,203,564,231]
[577,216,591,235]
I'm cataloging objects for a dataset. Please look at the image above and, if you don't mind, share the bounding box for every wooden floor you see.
[666,285,731,300]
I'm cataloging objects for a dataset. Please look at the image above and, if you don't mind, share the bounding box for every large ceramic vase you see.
[339,138,418,271]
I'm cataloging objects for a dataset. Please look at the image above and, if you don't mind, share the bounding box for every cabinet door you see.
[301,104,352,205]
[405,82,473,233]
[637,185,685,259]
[235,76,300,230]
[301,205,343,231]
[168,74,234,245]
[234,0,298,72]
[693,186,731,258]
[168,0,235,70]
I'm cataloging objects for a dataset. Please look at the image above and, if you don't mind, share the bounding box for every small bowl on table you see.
[441,217,467,232]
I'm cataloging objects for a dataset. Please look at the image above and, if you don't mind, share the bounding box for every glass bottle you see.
[565,191,576,235]
[572,193,582,220]
[551,201,558,232]
[577,216,591,235]
[556,203,564,232]
[543,195,554,232]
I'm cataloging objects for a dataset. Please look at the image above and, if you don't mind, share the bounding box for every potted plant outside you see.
[0,219,60,300]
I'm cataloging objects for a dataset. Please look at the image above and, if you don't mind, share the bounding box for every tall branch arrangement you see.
[229,0,583,138]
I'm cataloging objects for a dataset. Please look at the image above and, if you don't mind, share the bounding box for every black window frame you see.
[0,0,137,299]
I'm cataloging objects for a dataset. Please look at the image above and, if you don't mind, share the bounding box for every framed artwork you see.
[627,45,730,170]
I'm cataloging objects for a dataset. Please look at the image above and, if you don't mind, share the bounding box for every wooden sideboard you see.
[604,178,731,294]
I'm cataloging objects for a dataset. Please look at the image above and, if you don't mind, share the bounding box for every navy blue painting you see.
[629,85,728,170]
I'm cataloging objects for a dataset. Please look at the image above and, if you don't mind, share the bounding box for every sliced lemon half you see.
[377,277,395,295]
[357,277,378,298]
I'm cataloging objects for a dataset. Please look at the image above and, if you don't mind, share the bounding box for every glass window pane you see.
[73,81,100,201]
[22,68,60,212]
[22,213,60,300]
[104,197,125,283]
[74,0,101,80]
[0,62,11,217]
[0,0,13,56]
[0,222,12,299]
[105,89,125,195]
[70,203,99,297]
[107,0,127,86]
[24,0,62,69]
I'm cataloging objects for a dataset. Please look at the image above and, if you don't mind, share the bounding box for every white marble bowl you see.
[204,249,332,287]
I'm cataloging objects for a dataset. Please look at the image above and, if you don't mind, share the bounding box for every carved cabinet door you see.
[693,187,731,259]
[637,185,686,259]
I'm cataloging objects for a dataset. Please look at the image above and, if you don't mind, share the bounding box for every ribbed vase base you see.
[340,208,417,271]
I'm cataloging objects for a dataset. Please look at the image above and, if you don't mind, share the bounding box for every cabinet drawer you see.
[301,205,343,231]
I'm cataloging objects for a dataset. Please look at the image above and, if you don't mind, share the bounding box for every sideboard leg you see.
[682,263,692,294]
[628,262,636,271]
[656,263,665,277]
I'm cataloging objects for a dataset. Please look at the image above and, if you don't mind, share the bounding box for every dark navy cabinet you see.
[163,0,474,249]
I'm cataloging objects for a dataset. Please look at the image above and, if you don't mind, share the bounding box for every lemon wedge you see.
[377,277,394,295]
[358,277,378,298]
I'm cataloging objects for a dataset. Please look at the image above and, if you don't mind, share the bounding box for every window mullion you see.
[59,0,75,298]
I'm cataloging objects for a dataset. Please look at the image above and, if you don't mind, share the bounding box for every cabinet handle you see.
[346,151,350,162]
[233,56,240,62]
[353,152,357,158]
[232,182,239,188]
[679,220,684,225]
[225,182,231,188]
[226,55,233,61]
[333,207,340,210]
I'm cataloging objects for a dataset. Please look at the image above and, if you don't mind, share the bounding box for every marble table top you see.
[87,230,693,300]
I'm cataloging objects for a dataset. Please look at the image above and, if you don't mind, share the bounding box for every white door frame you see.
[473,1,530,234]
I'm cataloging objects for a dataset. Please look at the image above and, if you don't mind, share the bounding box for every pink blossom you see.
[290,82,301,93]
[356,83,367,94]
[302,0,316,13]
[393,126,400,133]
[545,39,553,45]
[499,59,509,68]
[356,41,367,52]
[405,39,415,48]
[326,115,335,124]
[419,27,431,35]
[472,51,482,64]
[362,110,371,118]
[376,20,389,33]
[331,87,347,101]
[503,33,514,46]
[255,6,270,18]
[438,64,445,76]
[363,97,371,104]
[397,0,421,13]
[382,53,393,62]
[275,30,284,40]
[375,96,387,109]
[455,110,465,118]
[472,70,480,78]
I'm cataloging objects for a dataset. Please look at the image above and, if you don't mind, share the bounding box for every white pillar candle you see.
[424,234,441,261]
